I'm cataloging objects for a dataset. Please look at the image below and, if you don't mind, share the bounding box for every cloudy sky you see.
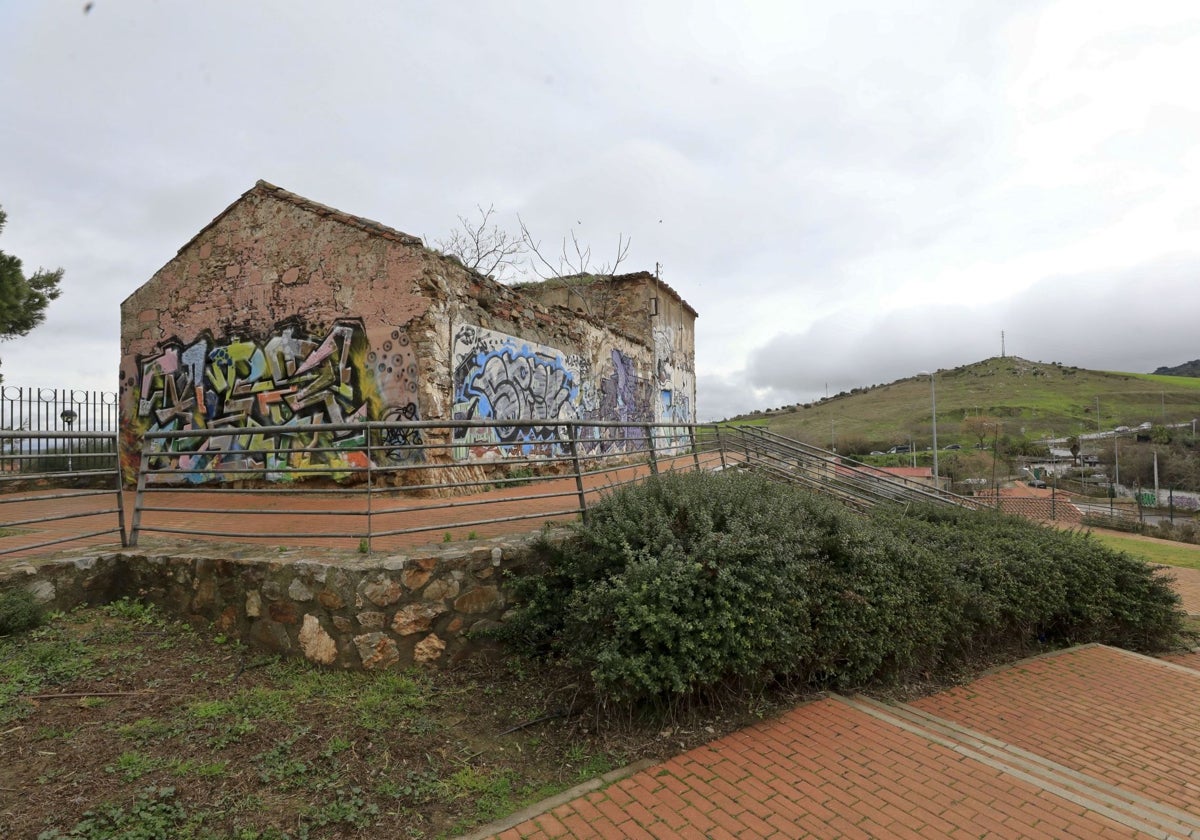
[1,1,1198,420]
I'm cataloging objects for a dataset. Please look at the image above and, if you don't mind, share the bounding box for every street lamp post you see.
[60,408,77,472]
[920,371,939,488]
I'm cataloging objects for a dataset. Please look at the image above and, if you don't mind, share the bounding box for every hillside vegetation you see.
[736,356,1200,452]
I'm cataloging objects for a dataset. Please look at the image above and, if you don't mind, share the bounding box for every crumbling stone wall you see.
[119,182,691,483]
[2,535,548,669]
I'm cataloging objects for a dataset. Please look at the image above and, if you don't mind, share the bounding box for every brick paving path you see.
[1162,564,1200,615]
[473,645,1200,839]
[911,644,1200,820]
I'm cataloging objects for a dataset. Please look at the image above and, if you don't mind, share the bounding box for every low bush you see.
[498,472,1185,705]
[0,587,44,635]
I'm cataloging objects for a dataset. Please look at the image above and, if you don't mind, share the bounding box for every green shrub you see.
[498,472,1185,705]
[0,587,44,635]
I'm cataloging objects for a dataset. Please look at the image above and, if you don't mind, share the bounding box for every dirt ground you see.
[0,602,785,839]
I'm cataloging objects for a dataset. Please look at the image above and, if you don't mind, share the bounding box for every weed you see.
[254,729,312,789]
[468,531,479,540]
[374,768,441,803]
[115,716,174,745]
[320,736,352,759]
[0,631,94,724]
[0,587,44,634]
[104,750,160,781]
[358,537,370,554]
[443,532,453,543]
[37,786,188,839]
[34,725,78,741]
[169,758,228,778]
[101,597,160,625]
[354,670,427,732]
[303,787,380,830]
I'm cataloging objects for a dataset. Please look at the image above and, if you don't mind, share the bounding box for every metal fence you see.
[0,430,127,556]
[129,419,728,551]
[8,414,1187,558]
[725,425,986,511]
[0,386,119,474]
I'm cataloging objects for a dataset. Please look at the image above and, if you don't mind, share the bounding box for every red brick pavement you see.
[464,645,1200,839]
[912,645,1200,818]
[1160,564,1200,615]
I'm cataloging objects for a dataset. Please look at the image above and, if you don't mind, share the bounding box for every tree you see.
[433,205,631,320]
[962,414,1001,450]
[517,216,630,320]
[432,204,526,283]
[1,206,62,341]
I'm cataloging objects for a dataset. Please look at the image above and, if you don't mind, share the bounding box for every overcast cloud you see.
[1,1,1197,421]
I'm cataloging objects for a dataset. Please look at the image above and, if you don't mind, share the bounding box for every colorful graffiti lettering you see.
[452,325,660,459]
[452,325,580,455]
[135,320,419,481]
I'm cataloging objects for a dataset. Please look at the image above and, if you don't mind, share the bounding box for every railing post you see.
[716,426,728,470]
[129,434,153,547]
[114,433,128,547]
[566,423,589,522]
[689,425,702,472]
[364,423,375,554]
[644,424,659,475]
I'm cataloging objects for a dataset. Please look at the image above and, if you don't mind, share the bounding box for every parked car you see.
[869,450,885,456]
[944,443,962,450]
[1027,479,1046,489]
[887,445,910,454]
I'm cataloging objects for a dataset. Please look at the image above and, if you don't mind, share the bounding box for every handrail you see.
[0,430,127,556]
[130,419,721,550]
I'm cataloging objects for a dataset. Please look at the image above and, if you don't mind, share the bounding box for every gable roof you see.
[175,180,424,258]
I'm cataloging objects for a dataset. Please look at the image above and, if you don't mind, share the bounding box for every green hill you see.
[734,356,1200,453]
[1154,359,1200,377]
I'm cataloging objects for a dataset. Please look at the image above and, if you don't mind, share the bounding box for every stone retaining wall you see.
[1,534,553,670]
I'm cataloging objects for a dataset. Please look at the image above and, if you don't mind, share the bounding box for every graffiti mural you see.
[451,325,657,460]
[452,325,582,457]
[651,324,695,454]
[135,320,420,481]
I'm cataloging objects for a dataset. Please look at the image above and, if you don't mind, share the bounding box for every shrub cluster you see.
[498,471,1184,704]
[0,587,44,635]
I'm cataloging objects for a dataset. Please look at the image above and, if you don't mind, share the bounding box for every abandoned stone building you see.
[118,181,697,479]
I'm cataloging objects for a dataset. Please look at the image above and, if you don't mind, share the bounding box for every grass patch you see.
[3,604,623,838]
[1089,530,1200,570]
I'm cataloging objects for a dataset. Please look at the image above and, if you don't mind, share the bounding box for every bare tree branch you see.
[515,215,632,320]
[433,204,526,282]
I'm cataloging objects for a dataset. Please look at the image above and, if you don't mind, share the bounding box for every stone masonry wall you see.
[118,183,674,484]
[1,534,553,670]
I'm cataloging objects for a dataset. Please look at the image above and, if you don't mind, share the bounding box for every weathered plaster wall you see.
[120,183,696,481]
[120,188,439,477]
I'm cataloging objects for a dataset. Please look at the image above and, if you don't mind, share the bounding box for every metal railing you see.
[723,425,986,511]
[0,430,127,556]
[130,419,727,550]
[0,386,119,474]
[14,415,1164,557]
